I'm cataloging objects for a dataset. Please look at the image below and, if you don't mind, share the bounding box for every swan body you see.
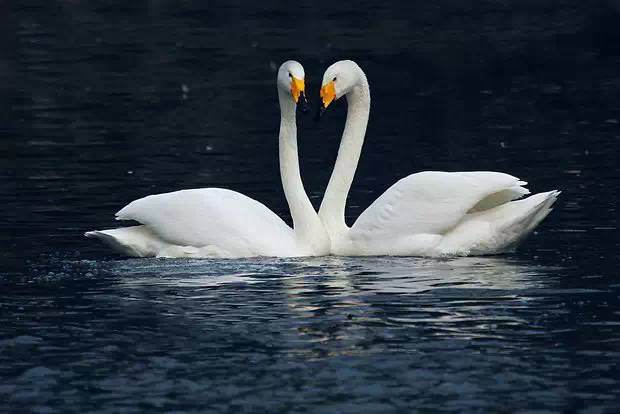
[86,61,329,258]
[86,189,298,257]
[317,60,559,257]
[328,171,559,256]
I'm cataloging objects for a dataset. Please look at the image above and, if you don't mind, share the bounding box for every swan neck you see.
[278,90,326,251]
[319,74,370,234]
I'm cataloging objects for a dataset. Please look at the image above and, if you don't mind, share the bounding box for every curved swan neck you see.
[319,68,370,234]
[278,90,326,251]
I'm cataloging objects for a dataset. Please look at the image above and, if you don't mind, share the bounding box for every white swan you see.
[316,60,559,256]
[86,61,329,258]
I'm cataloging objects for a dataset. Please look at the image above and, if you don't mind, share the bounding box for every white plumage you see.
[87,60,559,259]
[317,60,559,256]
[86,61,329,258]
[86,189,296,258]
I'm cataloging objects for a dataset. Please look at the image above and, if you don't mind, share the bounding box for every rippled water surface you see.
[1,1,619,412]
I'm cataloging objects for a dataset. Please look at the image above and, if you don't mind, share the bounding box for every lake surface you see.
[1,1,619,412]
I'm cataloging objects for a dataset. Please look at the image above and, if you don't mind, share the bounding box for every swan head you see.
[316,60,363,118]
[277,60,309,112]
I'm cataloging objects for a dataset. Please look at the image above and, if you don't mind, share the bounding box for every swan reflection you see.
[103,255,555,293]
[93,255,558,344]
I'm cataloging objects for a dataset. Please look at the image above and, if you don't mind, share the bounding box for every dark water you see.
[1,1,619,412]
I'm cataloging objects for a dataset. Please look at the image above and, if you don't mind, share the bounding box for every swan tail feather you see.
[438,190,560,255]
[519,190,560,235]
[479,190,560,253]
[84,225,165,257]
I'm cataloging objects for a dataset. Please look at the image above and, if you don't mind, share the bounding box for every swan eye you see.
[288,73,293,78]
[333,77,337,81]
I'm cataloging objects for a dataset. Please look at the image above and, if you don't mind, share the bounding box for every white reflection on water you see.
[101,255,555,293]
[86,255,561,342]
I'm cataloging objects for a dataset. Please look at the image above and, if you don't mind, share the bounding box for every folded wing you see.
[115,188,296,257]
[350,171,530,242]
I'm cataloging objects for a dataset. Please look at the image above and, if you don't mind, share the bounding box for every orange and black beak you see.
[291,76,309,114]
[315,80,336,121]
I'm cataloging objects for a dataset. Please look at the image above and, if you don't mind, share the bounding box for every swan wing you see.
[350,171,530,240]
[115,188,296,257]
